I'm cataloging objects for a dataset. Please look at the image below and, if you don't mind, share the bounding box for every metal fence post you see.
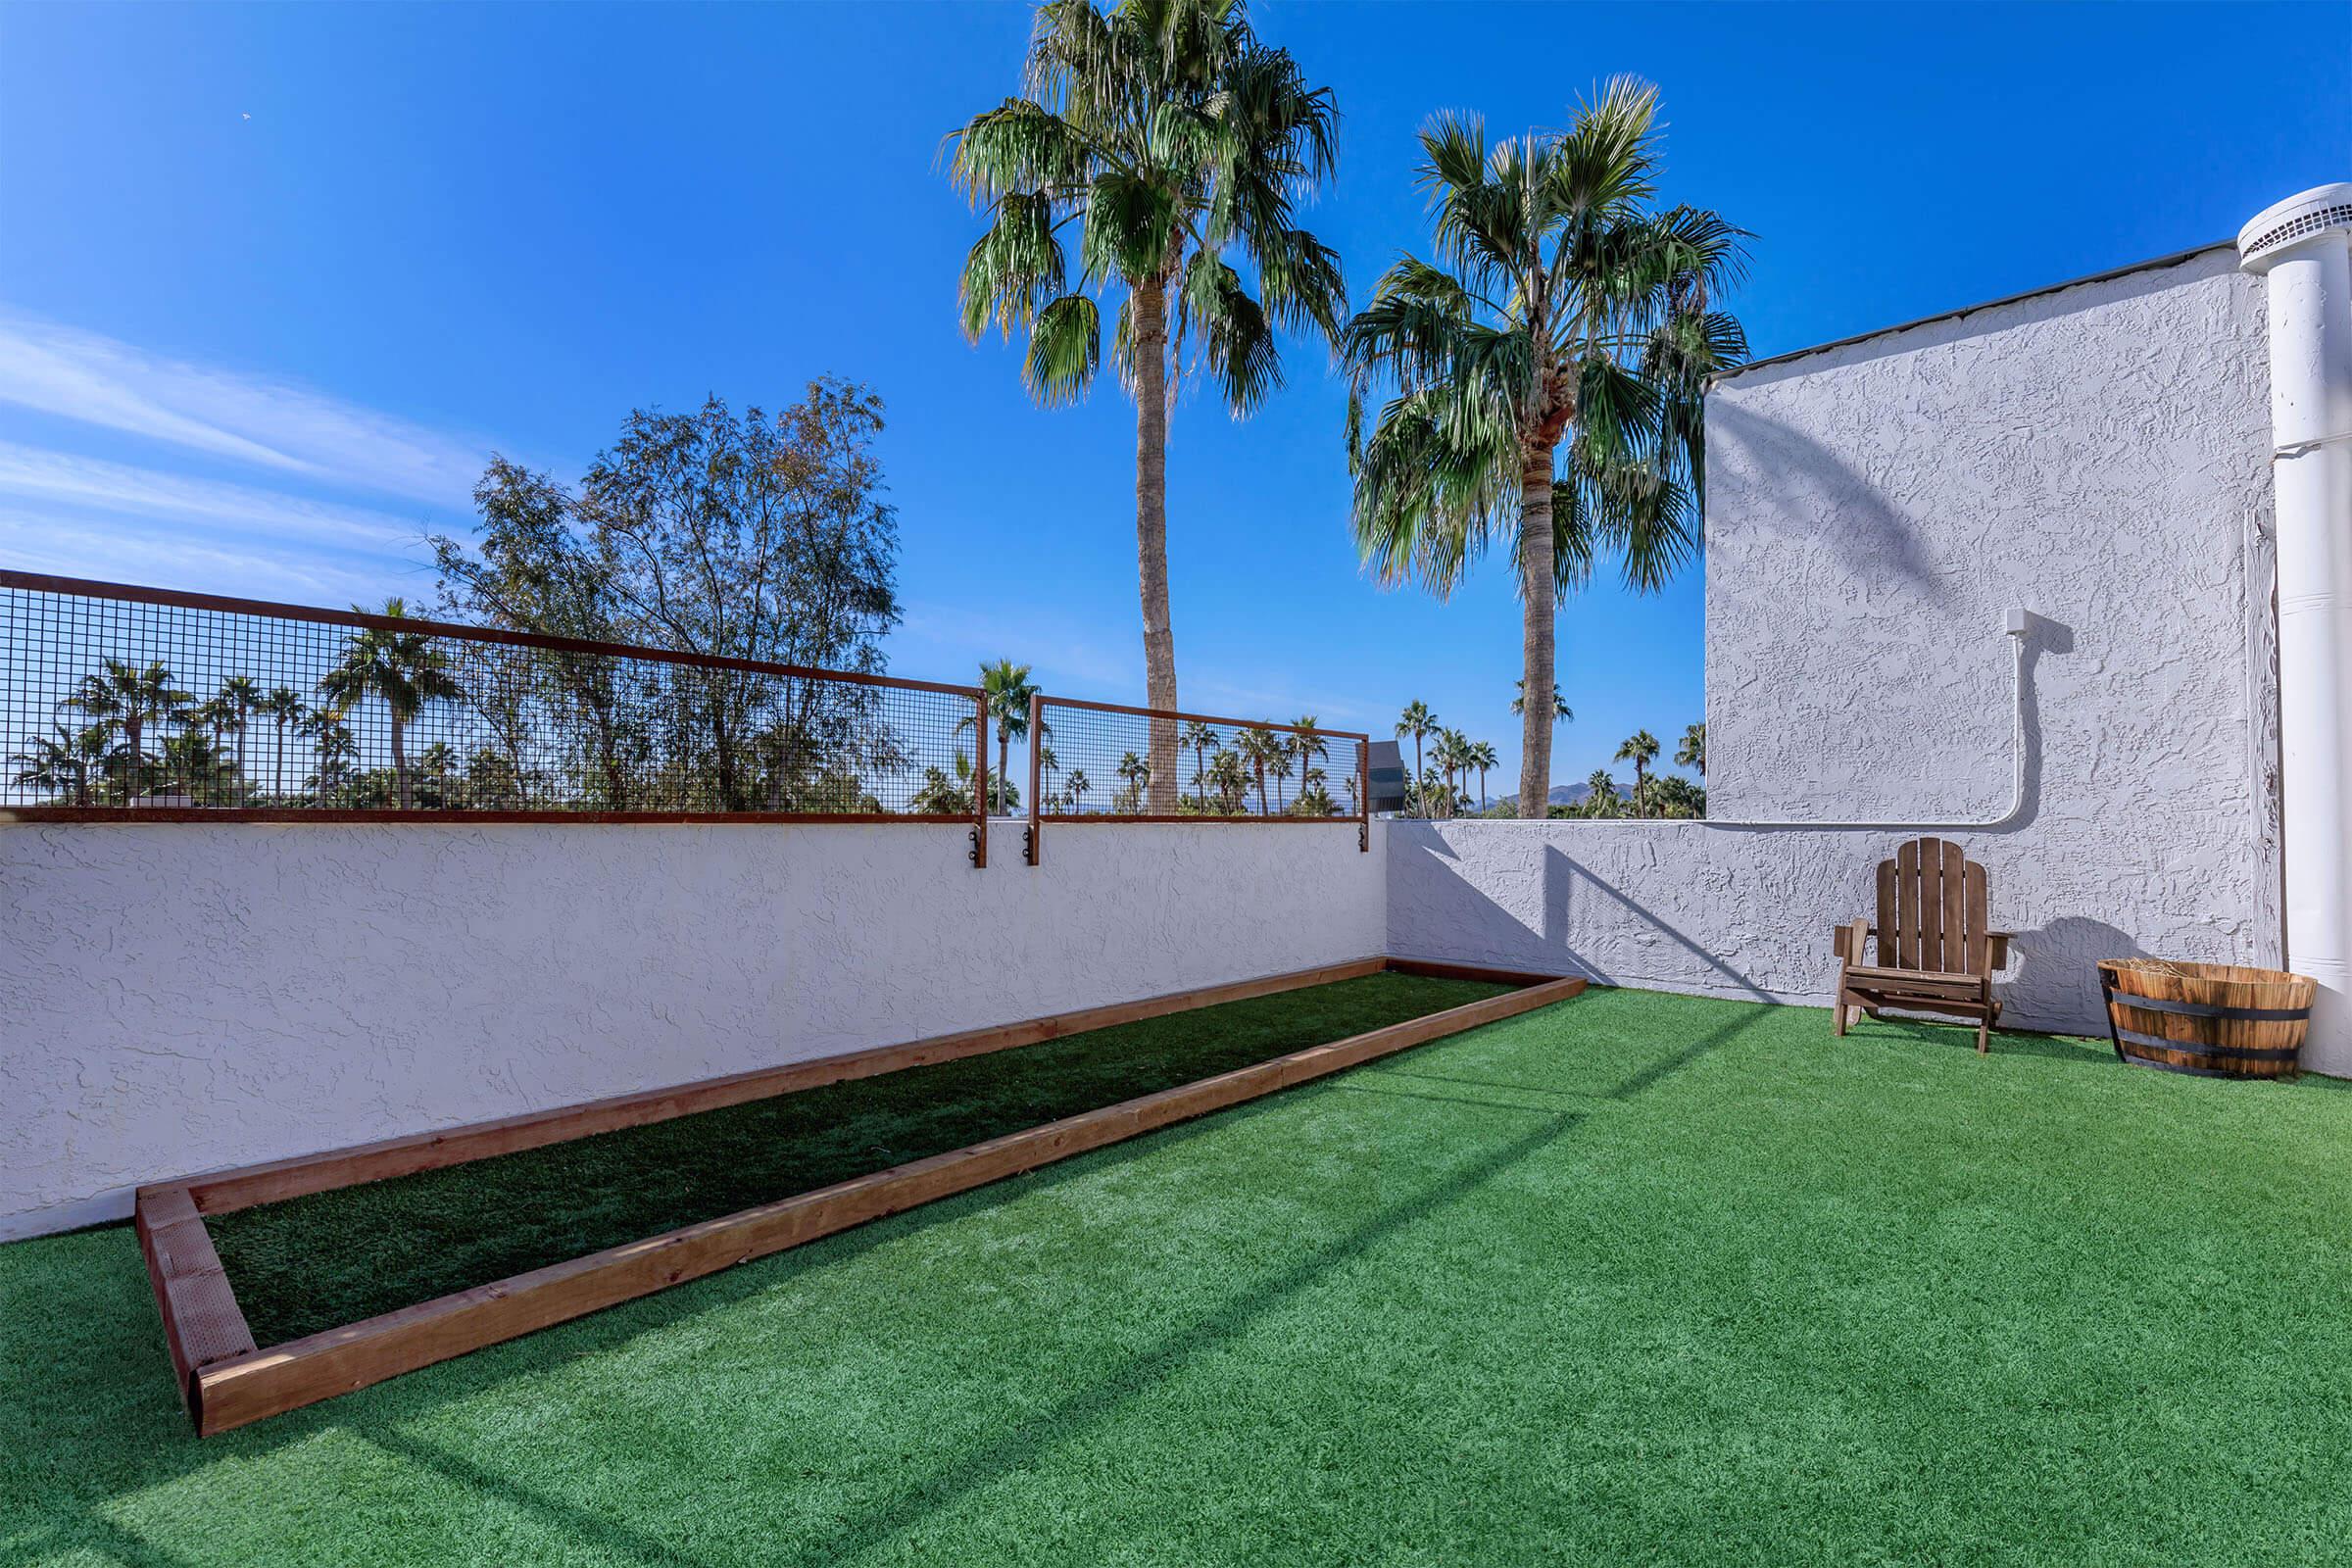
[969,691,989,867]
[1025,692,1045,865]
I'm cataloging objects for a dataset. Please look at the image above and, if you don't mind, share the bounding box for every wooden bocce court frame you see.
[137,956,1587,1435]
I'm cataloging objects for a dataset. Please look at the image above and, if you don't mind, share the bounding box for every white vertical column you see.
[2241,184,2352,1073]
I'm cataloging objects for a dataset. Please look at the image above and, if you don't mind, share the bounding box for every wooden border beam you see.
[141,959,1585,1435]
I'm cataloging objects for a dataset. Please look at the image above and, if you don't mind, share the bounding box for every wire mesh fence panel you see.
[0,572,989,826]
[1026,695,1368,860]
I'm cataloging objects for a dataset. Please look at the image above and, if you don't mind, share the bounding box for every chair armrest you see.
[1987,932,2013,970]
[1830,919,1872,965]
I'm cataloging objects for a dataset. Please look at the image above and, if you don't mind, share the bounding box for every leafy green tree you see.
[949,0,1345,806]
[1395,700,1437,816]
[1511,679,1573,725]
[1676,720,1705,777]
[318,600,465,810]
[1066,767,1091,813]
[432,383,901,811]
[1344,78,1746,817]
[71,659,191,800]
[1615,728,1660,816]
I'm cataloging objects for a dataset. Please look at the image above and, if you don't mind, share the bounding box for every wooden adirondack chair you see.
[1833,837,2012,1053]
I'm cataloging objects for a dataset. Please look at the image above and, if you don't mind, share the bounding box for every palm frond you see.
[1024,294,1102,404]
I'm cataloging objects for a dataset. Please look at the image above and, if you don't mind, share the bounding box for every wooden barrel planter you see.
[2097,959,2315,1079]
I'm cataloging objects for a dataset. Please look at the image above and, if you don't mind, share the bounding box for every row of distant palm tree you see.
[1563,721,1706,818]
[957,657,1353,819]
[1394,700,1508,816]
[9,606,466,810]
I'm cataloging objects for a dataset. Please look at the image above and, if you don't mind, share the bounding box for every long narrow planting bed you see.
[136,958,1586,1433]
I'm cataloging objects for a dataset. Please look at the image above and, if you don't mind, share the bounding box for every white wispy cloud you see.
[0,508,412,607]
[0,312,491,505]
[0,442,430,553]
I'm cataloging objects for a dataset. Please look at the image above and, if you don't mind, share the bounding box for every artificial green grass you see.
[208,969,1509,1346]
[8,987,2352,1566]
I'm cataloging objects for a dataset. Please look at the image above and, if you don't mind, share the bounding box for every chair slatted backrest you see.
[1875,837,1990,976]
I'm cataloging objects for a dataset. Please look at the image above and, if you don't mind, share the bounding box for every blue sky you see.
[0,2,2341,797]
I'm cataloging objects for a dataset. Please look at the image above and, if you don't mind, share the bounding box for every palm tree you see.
[1036,743,1058,807]
[317,599,464,810]
[1615,728,1660,816]
[958,659,1039,814]
[1395,700,1437,816]
[71,658,191,800]
[10,720,109,806]
[1676,720,1705,777]
[1583,767,1620,816]
[1066,767,1091,813]
[189,692,242,802]
[1182,719,1220,807]
[261,685,305,803]
[1206,748,1250,812]
[216,675,262,802]
[1236,724,1284,814]
[1511,679,1573,725]
[304,708,358,804]
[1113,749,1152,812]
[1465,738,1498,811]
[1343,78,1746,818]
[1288,716,1327,813]
[950,0,1345,808]
[160,725,227,804]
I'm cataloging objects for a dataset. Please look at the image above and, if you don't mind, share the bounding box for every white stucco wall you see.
[0,818,1385,1240]
[1392,246,2285,1041]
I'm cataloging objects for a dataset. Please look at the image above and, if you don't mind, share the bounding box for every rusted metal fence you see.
[1022,695,1369,863]
[0,570,993,863]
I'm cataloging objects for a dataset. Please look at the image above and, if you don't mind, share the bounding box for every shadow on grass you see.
[760,999,1771,1568]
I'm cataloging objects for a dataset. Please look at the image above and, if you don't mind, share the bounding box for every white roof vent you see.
[2238,182,2352,271]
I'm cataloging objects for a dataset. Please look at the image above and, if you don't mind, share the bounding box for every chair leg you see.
[1976,986,1992,1054]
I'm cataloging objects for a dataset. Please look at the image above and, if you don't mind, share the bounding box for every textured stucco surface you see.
[1393,247,2285,1045]
[0,819,1385,1239]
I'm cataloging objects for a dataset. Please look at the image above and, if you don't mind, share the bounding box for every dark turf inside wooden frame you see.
[136,957,1586,1436]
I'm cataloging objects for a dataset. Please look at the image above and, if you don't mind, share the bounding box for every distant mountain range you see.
[1547,782,1593,807]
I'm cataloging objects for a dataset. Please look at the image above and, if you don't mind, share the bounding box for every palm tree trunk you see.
[1132,271,1180,812]
[1411,733,1424,816]
[391,714,411,810]
[998,732,1010,816]
[1517,446,1558,819]
[124,714,142,800]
